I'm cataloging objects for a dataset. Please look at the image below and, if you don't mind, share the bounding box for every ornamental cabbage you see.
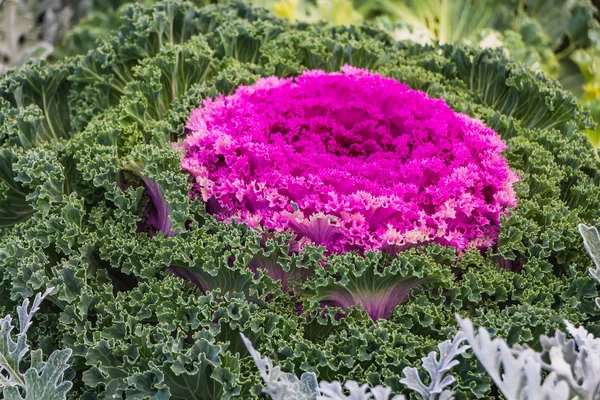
[183,66,518,254]
[0,1,599,398]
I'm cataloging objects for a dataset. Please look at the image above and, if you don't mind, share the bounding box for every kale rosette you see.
[183,66,518,254]
[0,1,599,398]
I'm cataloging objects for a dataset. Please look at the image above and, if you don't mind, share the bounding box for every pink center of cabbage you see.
[182,66,518,254]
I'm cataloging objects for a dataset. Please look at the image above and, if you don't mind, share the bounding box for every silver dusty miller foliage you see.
[456,315,600,400]
[0,287,73,400]
[580,223,600,310]
[400,331,470,400]
[242,331,468,400]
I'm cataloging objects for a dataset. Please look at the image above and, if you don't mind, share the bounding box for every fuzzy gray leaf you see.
[240,333,317,400]
[578,224,600,284]
[0,287,72,399]
[317,381,405,400]
[400,331,469,399]
[0,287,53,391]
[457,315,600,400]
[3,348,72,400]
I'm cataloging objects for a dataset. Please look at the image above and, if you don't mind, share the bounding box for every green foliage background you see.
[52,0,600,147]
[0,0,600,398]
[2,0,600,144]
